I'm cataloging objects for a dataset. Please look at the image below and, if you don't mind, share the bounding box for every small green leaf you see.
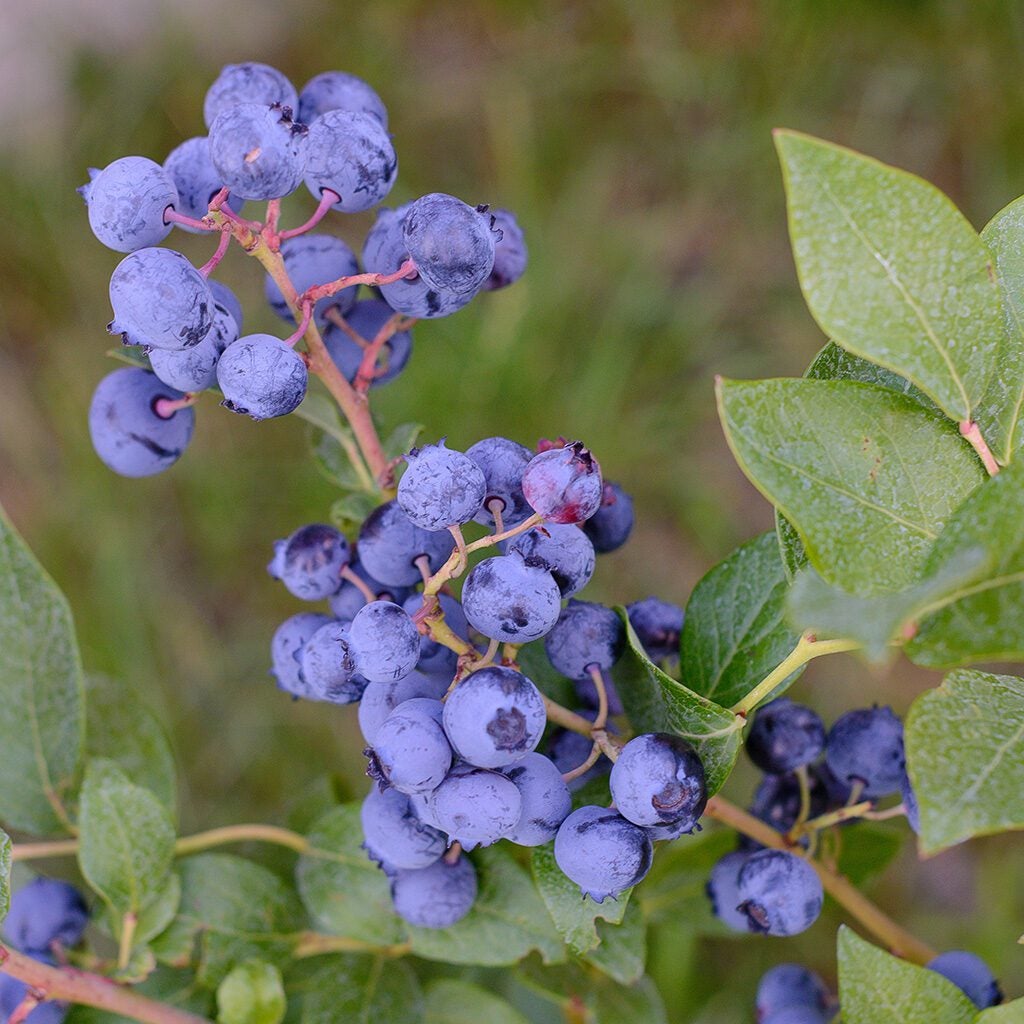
[775,511,808,582]
[516,642,576,707]
[0,829,10,922]
[976,998,1024,1022]
[584,899,647,986]
[408,846,564,967]
[312,430,370,492]
[329,491,381,538]
[383,423,425,462]
[775,129,1003,424]
[531,842,629,955]
[132,874,182,947]
[296,804,405,946]
[217,960,286,1024]
[424,980,529,1024]
[835,822,903,886]
[681,532,802,708]
[105,346,152,370]
[837,926,977,1023]
[717,378,985,594]
[77,760,175,934]
[613,609,742,795]
[299,955,422,1024]
[905,669,1024,854]
[0,503,85,835]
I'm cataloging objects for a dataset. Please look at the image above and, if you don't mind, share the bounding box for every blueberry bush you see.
[0,60,1021,1024]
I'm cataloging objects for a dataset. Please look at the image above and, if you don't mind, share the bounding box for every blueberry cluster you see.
[80,61,528,477]
[0,880,89,1024]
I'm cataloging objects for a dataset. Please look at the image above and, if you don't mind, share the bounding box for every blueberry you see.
[609,733,707,829]
[0,970,68,1024]
[297,70,388,127]
[390,854,477,929]
[108,248,213,351]
[366,698,452,794]
[298,620,365,705]
[208,102,308,201]
[402,593,469,675]
[360,786,446,870]
[356,500,455,587]
[899,770,920,834]
[506,523,595,597]
[270,612,332,697]
[504,752,572,846]
[736,849,823,936]
[481,208,528,291]
[208,280,244,333]
[547,712,610,792]
[522,441,604,524]
[357,672,450,744]
[203,62,298,129]
[705,850,752,932]
[329,555,411,621]
[927,951,1003,1009]
[323,299,413,388]
[544,599,625,681]
[825,706,905,799]
[553,806,653,903]
[461,552,561,643]
[756,963,832,1020]
[162,137,245,228]
[4,879,89,953]
[264,234,361,327]
[88,368,195,478]
[78,157,177,253]
[746,699,826,775]
[466,436,534,527]
[741,768,832,851]
[349,600,421,683]
[760,1010,828,1024]
[267,523,350,600]
[582,481,634,553]
[216,333,308,420]
[397,440,487,531]
[149,298,238,392]
[443,666,547,769]
[626,597,684,662]
[430,764,522,849]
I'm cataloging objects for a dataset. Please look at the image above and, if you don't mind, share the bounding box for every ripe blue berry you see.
[443,666,547,769]
[297,70,388,127]
[367,698,452,794]
[706,851,751,932]
[507,523,595,597]
[927,951,1002,1009]
[582,481,634,552]
[522,442,603,524]
[270,612,332,697]
[736,849,823,936]
[461,552,561,643]
[825,706,905,799]
[209,280,244,332]
[466,436,534,527]
[761,1009,828,1024]
[626,597,684,662]
[208,103,308,201]
[4,879,89,953]
[356,500,456,587]
[360,786,446,870]
[203,62,298,129]
[349,600,421,683]
[216,333,308,420]
[747,699,826,775]
[482,208,528,291]
[357,673,451,744]
[79,157,177,253]
[431,765,523,849]
[554,806,653,902]
[390,854,477,929]
[545,600,625,680]
[402,593,469,675]
[504,753,572,846]
[163,137,245,228]
[397,441,487,531]
[268,523,350,600]
[108,248,213,351]
[610,733,707,829]
[264,234,360,326]
[297,621,365,705]
[149,298,238,392]
[303,109,397,212]
[899,770,920,834]
[324,299,413,388]
[88,368,195,478]
[756,963,832,1021]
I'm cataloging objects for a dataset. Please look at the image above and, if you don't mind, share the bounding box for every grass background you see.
[0,1,1022,1017]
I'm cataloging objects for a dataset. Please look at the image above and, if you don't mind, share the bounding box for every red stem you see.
[163,208,215,232]
[279,190,339,241]
[284,301,313,347]
[355,313,417,394]
[199,230,231,277]
[154,394,199,418]
[304,259,418,304]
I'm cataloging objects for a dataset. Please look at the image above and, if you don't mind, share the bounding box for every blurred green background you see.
[1,0,1022,1018]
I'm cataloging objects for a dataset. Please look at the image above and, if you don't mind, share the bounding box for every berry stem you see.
[958,420,1000,475]
[9,989,41,1024]
[154,394,199,418]
[794,764,812,828]
[354,312,418,395]
[198,228,231,277]
[265,198,282,239]
[703,795,937,964]
[561,740,602,783]
[292,933,411,959]
[588,665,610,730]
[278,189,339,242]
[162,207,217,232]
[116,913,137,972]
[340,565,377,604]
[541,695,603,737]
[789,799,875,839]
[303,259,418,304]
[325,307,370,348]
[284,301,313,347]
[488,499,505,535]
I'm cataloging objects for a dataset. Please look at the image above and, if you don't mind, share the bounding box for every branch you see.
[959,420,1000,476]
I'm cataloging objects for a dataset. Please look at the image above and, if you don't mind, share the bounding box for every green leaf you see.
[296,386,374,494]
[0,503,85,835]
[979,197,1024,464]
[382,423,425,462]
[329,492,381,538]
[681,532,802,709]
[905,669,1024,854]
[77,760,175,935]
[531,842,629,955]
[0,829,10,922]
[217,960,286,1024]
[976,998,1024,1023]
[516,641,576,707]
[150,853,305,987]
[85,674,176,818]
[424,980,530,1024]
[837,926,977,1023]
[105,346,152,371]
[299,955,422,1024]
[717,377,985,594]
[775,129,1003,424]
[584,900,646,986]
[906,458,1024,667]
[775,511,807,582]
[296,804,405,946]
[613,609,742,795]
[408,846,564,967]
[835,822,903,886]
